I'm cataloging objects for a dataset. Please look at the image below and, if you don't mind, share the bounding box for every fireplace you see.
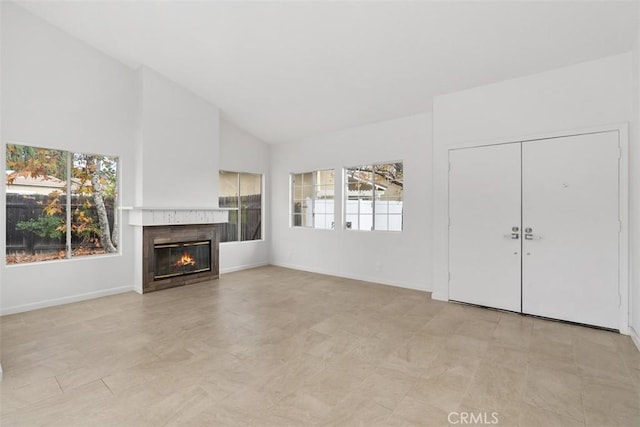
[154,240,211,280]
[143,224,219,293]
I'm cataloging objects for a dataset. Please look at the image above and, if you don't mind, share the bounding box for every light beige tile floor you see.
[0,266,638,426]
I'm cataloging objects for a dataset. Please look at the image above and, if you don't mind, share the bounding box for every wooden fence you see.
[218,194,262,242]
[6,193,115,255]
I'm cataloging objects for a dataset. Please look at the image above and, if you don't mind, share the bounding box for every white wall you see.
[0,0,4,379]
[1,2,137,313]
[137,67,219,208]
[130,67,222,292]
[218,118,270,273]
[631,20,640,348]
[0,4,248,312]
[432,54,635,327]
[270,113,433,291]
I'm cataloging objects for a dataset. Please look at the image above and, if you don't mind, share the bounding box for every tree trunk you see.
[90,158,117,253]
[111,198,119,248]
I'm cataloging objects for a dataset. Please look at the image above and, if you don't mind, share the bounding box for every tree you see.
[6,145,67,182]
[72,154,118,253]
[347,162,403,196]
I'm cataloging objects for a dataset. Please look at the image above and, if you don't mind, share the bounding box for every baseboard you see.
[0,286,134,316]
[220,261,269,274]
[431,292,449,302]
[630,326,640,352]
[271,261,431,293]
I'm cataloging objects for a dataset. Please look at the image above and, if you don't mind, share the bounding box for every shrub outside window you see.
[345,162,403,231]
[218,171,262,242]
[6,143,119,264]
[291,169,335,229]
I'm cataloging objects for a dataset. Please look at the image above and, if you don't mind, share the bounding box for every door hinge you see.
[448,217,451,227]
[619,220,622,233]
[448,272,451,282]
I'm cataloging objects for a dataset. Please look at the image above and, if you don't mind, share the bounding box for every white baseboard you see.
[0,286,134,316]
[271,261,431,293]
[630,326,640,352]
[220,262,269,274]
[431,292,449,302]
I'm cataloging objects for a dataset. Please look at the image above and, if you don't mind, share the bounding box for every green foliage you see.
[16,214,64,240]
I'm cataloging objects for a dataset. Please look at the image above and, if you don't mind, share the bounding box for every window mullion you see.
[371,166,376,231]
[237,172,241,242]
[356,172,360,230]
[312,172,316,228]
[66,151,72,258]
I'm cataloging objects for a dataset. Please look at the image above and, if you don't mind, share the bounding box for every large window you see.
[291,169,335,229]
[345,162,403,231]
[218,171,262,242]
[6,144,119,264]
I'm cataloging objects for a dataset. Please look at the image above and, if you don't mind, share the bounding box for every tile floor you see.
[0,266,638,426]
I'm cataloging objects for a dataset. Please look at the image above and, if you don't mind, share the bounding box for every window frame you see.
[290,169,335,230]
[218,170,264,243]
[343,161,404,232]
[5,143,121,266]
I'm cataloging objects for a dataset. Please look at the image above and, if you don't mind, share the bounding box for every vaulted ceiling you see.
[15,1,639,144]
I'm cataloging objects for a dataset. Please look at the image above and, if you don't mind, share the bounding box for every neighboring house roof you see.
[6,171,89,194]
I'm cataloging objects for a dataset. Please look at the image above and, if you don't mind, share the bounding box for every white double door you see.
[448,131,620,329]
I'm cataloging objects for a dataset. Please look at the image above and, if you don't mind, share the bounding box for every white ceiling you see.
[15,1,640,144]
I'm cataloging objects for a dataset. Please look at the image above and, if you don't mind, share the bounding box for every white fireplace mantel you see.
[124,207,229,227]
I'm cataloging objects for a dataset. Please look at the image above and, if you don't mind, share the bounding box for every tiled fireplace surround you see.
[142,224,219,293]
[129,208,228,293]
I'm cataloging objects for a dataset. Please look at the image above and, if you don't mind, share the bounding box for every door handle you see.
[524,232,542,240]
[504,225,520,240]
[525,234,542,240]
[524,227,536,240]
[504,226,519,239]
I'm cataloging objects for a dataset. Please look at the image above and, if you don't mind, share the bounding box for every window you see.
[345,162,403,231]
[218,171,262,242]
[6,143,119,264]
[291,169,335,229]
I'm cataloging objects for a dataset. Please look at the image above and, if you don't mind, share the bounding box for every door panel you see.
[449,143,522,312]
[522,132,619,329]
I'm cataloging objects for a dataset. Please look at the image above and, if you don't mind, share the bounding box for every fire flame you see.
[175,252,196,267]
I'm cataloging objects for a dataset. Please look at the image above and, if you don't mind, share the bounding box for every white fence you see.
[303,199,402,231]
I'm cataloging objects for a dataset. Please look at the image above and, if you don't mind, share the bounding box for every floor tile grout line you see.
[54,375,64,393]
[100,378,114,395]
